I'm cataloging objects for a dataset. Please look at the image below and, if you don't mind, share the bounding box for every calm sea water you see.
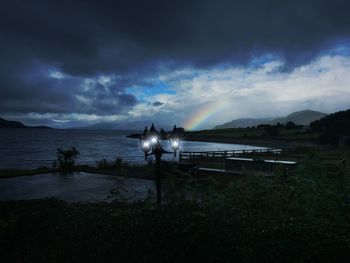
[0,128,264,169]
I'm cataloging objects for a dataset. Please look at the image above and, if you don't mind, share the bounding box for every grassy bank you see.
[1,156,350,262]
[0,164,155,180]
[0,167,54,178]
[0,162,184,180]
[184,127,321,147]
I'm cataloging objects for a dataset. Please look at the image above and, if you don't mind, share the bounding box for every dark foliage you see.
[1,157,350,262]
[257,124,272,129]
[56,147,80,172]
[310,108,350,145]
[285,121,302,130]
[96,156,125,170]
[318,130,340,145]
[264,125,280,136]
[310,109,350,134]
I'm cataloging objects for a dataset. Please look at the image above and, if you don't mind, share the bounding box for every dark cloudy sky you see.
[1,0,350,129]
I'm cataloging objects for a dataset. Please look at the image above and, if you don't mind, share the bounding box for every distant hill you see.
[78,120,173,131]
[0,117,51,129]
[214,118,273,129]
[271,110,327,126]
[214,110,327,129]
[0,117,26,128]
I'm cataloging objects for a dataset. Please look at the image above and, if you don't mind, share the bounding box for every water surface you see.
[0,172,154,202]
[0,128,265,169]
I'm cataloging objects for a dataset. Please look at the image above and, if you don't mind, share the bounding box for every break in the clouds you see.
[129,51,350,129]
[1,0,350,129]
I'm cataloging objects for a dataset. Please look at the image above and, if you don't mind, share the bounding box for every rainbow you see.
[183,100,227,130]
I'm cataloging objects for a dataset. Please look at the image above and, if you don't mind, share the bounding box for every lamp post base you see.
[155,156,162,205]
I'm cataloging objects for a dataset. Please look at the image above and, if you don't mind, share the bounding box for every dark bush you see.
[96,158,109,169]
[96,156,126,170]
[115,156,124,168]
[264,125,279,136]
[318,131,339,145]
[56,147,80,171]
[311,108,350,134]
[286,121,302,129]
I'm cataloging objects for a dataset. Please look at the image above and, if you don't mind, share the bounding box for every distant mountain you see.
[0,117,52,129]
[0,117,26,128]
[77,120,173,131]
[81,122,121,130]
[214,110,327,129]
[271,110,327,126]
[214,118,273,129]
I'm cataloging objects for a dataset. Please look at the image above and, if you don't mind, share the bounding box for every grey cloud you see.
[1,0,350,124]
[152,101,165,107]
[1,0,350,76]
[0,62,137,115]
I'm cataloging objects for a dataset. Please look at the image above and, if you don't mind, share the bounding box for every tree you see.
[264,126,279,136]
[56,147,80,171]
[318,131,339,146]
[286,121,297,129]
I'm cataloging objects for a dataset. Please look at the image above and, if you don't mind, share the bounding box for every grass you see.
[0,162,178,180]
[1,155,350,262]
[0,167,53,178]
[186,127,321,143]
[189,127,264,137]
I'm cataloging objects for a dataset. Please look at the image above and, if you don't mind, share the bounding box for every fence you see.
[179,148,282,162]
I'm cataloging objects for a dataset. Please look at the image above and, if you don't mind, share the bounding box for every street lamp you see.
[169,137,180,156]
[150,135,158,145]
[139,123,181,205]
[140,137,151,160]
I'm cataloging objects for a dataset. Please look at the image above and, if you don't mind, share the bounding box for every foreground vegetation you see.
[1,155,350,262]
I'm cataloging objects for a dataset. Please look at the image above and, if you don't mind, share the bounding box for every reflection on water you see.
[0,172,154,202]
[0,128,264,169]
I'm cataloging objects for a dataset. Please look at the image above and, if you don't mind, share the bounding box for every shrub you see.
[318,131,339,145]
[96,158,109,169]
[56,147,80,171]
[264,126,279,136]
[114,156,124,168]
[96,156,126,170]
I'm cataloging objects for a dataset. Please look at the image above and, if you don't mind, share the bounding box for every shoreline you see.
[0,164,162,180]
[182,136,279,148]
[182,134,319,148]
[127,133,284,148]
[127,132,319,149]
[1,135,319,179]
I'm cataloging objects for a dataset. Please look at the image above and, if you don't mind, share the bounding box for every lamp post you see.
[139,124,181,205]
[169,137,180,156]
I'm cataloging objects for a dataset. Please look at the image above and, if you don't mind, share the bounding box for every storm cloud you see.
[1,0,350,127]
